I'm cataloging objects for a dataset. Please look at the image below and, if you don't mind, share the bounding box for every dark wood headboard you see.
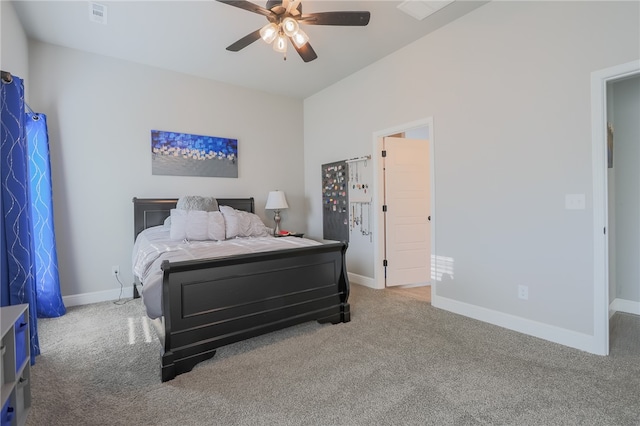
[132,197,255,240]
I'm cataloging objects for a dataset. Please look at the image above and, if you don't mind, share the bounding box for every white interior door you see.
[383,136,431,287]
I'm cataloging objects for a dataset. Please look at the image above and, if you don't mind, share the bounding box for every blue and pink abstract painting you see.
[151,130,238,178]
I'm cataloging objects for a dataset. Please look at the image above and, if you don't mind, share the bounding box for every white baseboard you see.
[432,294,600,355]
[347,272,378,289]
[395,282,431,289]
[63,285,135,307]
[609,298,640,316]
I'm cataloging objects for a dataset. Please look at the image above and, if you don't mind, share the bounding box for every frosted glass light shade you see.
[265,191,289,210]
[273,34,288,53]
[260,23,278,43]
[282,17,299,37]
[291,29,309,48]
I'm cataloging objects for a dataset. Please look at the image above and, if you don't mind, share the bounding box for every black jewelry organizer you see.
[321,160,349,242]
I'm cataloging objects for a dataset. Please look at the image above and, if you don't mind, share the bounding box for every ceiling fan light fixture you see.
[273,33,288,53]
[260,23,278,43]
[281,17,299,37]
[292,28,309,48]
[217,0,371,63]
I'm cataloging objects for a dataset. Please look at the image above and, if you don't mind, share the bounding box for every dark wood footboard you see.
[132,197,350,382]
[159,241,350,382]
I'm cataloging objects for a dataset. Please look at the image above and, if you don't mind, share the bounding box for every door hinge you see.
[604,227,606,235]
[381,150,387,157]
[382,205,387,212]
[383,259,388,267]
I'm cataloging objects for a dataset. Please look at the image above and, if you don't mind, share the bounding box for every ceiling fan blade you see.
[226,29,262,52]
[292,41,318,63]
[216,0,275,19]
[299,11,371,26]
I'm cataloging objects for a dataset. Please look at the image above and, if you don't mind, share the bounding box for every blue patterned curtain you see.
[26,112,66,318]
[1,74,40,362]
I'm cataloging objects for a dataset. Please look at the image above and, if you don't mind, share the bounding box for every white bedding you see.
[132,226,321,319]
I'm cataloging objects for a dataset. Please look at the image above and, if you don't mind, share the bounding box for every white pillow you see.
[236,210,271,237]
[169,209,213,241]
[185,210,209,241]
[176,195,219,212]
[219,206,270,238]
[169,209,188,240]
[219,205,239,239]
[207,211,226,241]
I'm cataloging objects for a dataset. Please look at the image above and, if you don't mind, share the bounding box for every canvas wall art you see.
[151,130,238,178]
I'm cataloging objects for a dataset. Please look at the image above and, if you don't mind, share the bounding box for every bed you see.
[132,197,350,382]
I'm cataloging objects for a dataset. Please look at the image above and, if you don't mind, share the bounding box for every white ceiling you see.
[12,0,488,99]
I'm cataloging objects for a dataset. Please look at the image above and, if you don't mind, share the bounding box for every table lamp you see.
[265,190,289,235]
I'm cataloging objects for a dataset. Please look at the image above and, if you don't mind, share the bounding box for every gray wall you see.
[303,1,639,340]
[4,0,640,351]
[27,41,305,300]
[1,1,29,92]
[2,3,306,301]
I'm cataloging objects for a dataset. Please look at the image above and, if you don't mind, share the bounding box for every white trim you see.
[591,60,640,356]
[63,286,134,307]
[372,117,435,291]
[432,294,598,354]
[610,298,640,316]
[348,272,376,289]
[373,136,386,290]
[396,282,430,289]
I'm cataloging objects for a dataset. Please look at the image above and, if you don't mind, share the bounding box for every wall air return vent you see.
[89,2,107,25]
[397,0,454,21]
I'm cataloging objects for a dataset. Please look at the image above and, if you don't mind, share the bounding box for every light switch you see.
[565,194,586,210]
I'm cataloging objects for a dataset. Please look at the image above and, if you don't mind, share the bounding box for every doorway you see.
[591,60,640,355]
[373,118,435,299]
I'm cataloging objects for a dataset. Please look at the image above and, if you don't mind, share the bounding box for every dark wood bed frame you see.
[132,197,350,382]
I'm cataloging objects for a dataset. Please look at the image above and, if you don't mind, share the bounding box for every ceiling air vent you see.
[89,2,107,25]
[397,0,454,21]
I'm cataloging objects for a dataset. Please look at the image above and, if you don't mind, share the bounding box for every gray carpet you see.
[27,285,640,425]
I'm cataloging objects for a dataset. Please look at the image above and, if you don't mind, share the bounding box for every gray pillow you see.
[176,196,219,212]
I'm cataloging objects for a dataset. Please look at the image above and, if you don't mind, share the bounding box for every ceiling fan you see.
[216,0,371,62]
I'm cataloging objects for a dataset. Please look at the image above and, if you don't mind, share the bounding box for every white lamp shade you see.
[265,191,289,210]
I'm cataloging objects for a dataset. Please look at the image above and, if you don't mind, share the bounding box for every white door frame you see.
[372,117,435,290]
[591,60,640,356]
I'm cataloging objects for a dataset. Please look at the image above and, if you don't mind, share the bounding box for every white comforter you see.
[132,226,321,319]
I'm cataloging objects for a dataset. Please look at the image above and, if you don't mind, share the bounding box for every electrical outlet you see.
[565,194,586,210]
[112,265,119,276]
[518,285,528,300]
